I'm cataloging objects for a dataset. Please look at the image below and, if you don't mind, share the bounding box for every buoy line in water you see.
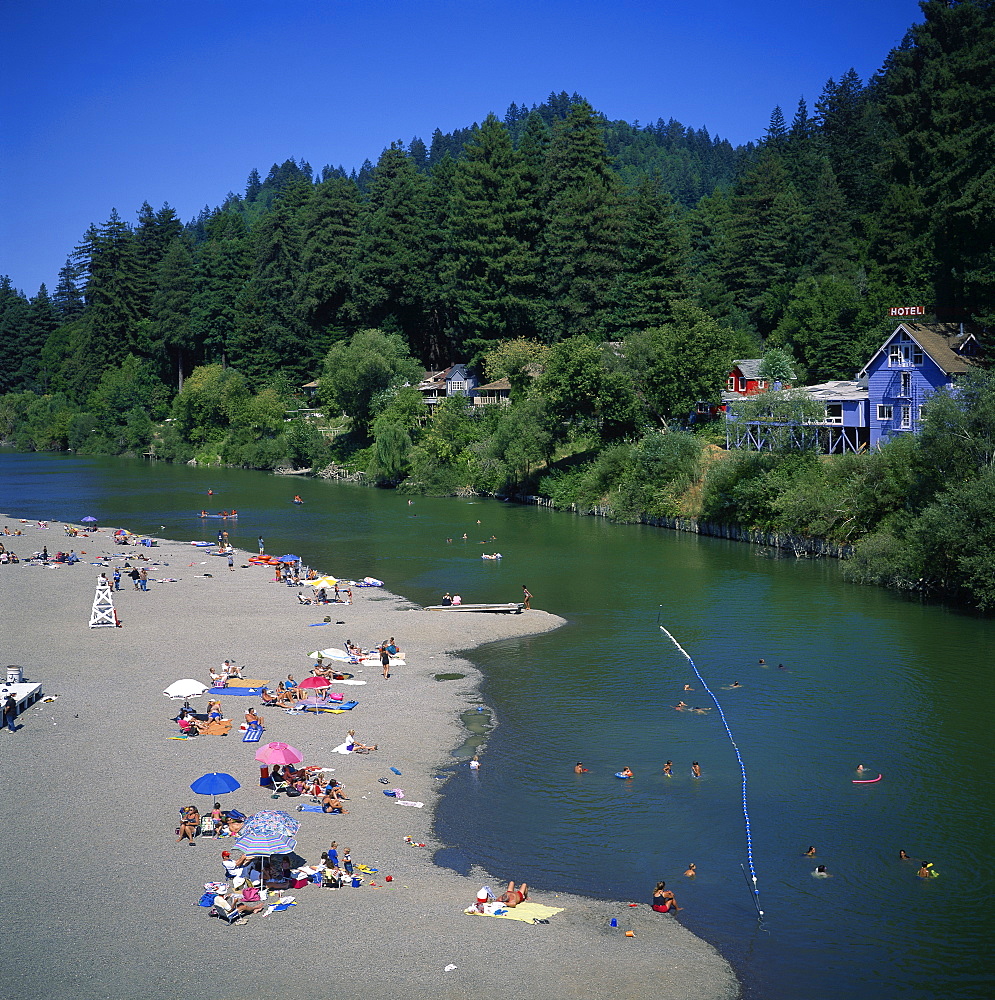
[659,623,765,921]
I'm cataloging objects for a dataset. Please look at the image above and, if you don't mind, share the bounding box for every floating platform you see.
[424,603,525,614]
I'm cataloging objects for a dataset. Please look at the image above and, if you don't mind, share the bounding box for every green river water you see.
[2,450,992,1000]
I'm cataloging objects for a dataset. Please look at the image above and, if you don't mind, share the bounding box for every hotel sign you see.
[889,306,926,317]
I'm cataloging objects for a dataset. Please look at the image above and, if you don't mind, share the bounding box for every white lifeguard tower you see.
[89,575,117,628]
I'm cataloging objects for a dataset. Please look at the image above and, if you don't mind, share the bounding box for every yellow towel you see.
[465,901,563,923]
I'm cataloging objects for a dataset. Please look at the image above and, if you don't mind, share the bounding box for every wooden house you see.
[472,377,512,407]
[416,364,479,410]
[858,323,981,448]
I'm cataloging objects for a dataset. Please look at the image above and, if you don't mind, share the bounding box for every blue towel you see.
[208,686,259,696]
[390,767,402,775]
[242,727,263,742]
[296,804,324,813]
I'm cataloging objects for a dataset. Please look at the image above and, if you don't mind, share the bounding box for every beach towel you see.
[304,701,358,713]
[242,727,263,742]
[296,804,325,813]
[331,742,352,754]
[464,901,563,923]
[396,799,424,808]
[263,897,298,915]
[208,687,262,696]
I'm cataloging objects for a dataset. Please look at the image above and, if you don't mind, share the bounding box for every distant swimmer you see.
[691,761,701,779]
[620,766,634,778]
[574,762,588,773]
[722,681,741,689]
[293,495,304,504]
[683,863,696,877]
[408,500,413,505]
[208,490,214,495]
[917,861,938,878]
[683,684,693,691]
[812,865,831,878]
[691,706,711,714]
[805,846,817,857]
[899,850,911,860]
[663,761,672,776]
[856,764,867,773]
[758,658,765,665]
[674,702,688,711]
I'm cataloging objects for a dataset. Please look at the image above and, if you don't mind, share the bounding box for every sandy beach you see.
[0,518,737,1000]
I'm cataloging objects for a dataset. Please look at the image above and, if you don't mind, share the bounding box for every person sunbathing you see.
[497,881,529,907]
[297,592,312,604]
[260,687,279,706]
[206,700,223,721]
[274,683,295,708]
[177,806,200,845]
[322,790,348,814]
[346,729,377,752]
[245,707,264,728]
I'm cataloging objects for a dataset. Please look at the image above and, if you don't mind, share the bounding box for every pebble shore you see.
[0,519,738,1000]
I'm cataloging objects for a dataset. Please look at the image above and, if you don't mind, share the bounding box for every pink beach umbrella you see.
[298,676,331,690]
[254,742,304,766]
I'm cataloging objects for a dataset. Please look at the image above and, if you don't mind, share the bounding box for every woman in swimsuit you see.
[652,881,681,912]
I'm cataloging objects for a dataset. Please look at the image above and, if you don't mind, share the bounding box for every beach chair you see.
[209,897,242,924]
[200,816,216,837]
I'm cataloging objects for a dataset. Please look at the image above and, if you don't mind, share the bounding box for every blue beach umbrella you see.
[81,516,98,523]
[277,554,300,563]
[190,772,241,797]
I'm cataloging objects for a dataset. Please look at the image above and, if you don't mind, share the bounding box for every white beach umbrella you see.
[163,679,208,699]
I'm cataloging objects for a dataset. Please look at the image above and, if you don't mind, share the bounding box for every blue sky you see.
[1,0,921,298]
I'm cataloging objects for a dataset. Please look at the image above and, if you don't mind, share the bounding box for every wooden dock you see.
[424,602,525,614]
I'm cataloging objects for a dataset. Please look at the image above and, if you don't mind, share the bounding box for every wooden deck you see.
[424,602,525,614]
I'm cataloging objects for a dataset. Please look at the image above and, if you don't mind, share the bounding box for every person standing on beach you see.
[3,694,17,733]
[139,567,148,592]
[228,551,235,572]
[112,568,121,591]
[522,585,532,610]
[258,536,264,555]
[380,644,391,680]
[130,567,140,590]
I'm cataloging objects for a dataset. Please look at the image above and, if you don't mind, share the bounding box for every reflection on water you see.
[2,450,993,1000]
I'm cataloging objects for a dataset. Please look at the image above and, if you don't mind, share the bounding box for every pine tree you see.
[134,202,183,316]
[150,238,197,390]
[445,114,541,355]
[351,144,433,357]
[614,173,688,334]
[52,259,84,321]
[74,210,144,368]
[192,212,250,368]
[19,285,59,390]
[0,277,30,392]
[301,175,362,335]
[541,101,622,340]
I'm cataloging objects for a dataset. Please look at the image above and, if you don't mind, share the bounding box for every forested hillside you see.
[2,1,995,608]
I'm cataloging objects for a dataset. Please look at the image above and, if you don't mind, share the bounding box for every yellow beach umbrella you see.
[311,576,338,587]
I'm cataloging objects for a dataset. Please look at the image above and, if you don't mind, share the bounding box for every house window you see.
[757,380,766,389]
[900,372,911,396]
[449,380,466,392]
[877,405,893,420]
[738,377,746,391]
[901,405,911,429]
[727,376,736,391]
[825,404,843,424]
[889,346,902,366]
[912,348,923,365]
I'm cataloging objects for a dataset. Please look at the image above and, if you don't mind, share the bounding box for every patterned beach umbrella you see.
[234,809,300,855]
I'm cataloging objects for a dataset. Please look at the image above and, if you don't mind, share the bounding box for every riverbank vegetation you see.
[1,1,993,605]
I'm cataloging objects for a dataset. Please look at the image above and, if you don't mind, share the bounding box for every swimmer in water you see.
[663,761,672,776]
[691,761,701,779]
[620,766,634,778]
[683,684,693,691]
[758,658,765,665]
[683,863,696,877]
[917,862,937,878]
[674,701,688,711]
[805,846,817,857]
[574,762,587,773]
[812,865,831,878]
[856,764,867,773]
[723,681,741,689]
[691,706,711,714]
[899,850,911,860]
